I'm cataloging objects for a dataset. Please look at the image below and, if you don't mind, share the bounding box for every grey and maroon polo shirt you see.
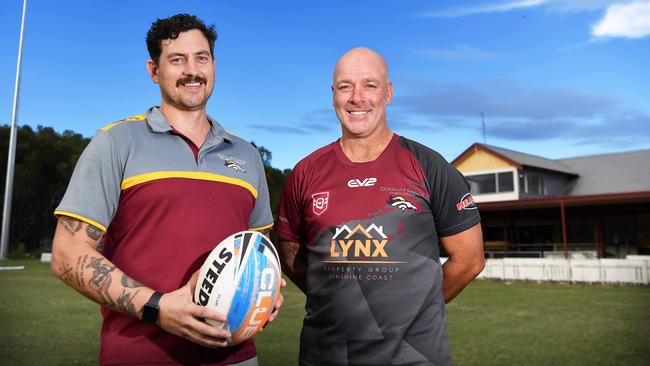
[55,106,273,365]
[277,134,480,366]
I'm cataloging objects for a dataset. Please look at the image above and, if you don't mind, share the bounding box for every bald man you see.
[274,47,485,365]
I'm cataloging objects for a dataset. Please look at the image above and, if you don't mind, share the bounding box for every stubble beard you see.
[163,86,213,112]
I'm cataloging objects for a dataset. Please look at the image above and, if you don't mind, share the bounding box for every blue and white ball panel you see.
[194,231,281,344]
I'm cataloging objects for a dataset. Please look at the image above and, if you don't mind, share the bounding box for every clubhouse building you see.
[452,144,650,258]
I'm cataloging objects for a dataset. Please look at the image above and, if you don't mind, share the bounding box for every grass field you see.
[1,259,649,365]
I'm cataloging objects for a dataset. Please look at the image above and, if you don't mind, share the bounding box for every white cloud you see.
[422,0,621,18]
[546,0,621,12]
[592,1,650,38]
[422,0,548,18]
[421,1,650,40]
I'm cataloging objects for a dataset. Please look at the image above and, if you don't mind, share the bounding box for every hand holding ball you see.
[194,231,282,344]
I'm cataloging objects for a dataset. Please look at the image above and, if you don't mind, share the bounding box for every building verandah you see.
[477,192,650,258]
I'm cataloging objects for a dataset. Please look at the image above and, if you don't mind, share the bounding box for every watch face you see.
[143,304,158,324]
[143,292,162,324]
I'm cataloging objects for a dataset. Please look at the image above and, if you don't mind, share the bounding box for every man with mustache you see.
[276,47,485,365]
[50,14,277,365]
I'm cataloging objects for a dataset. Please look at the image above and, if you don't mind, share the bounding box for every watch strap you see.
[142,291,163,325]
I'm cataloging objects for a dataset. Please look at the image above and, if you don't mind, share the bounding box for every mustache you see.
[176,76,207,87]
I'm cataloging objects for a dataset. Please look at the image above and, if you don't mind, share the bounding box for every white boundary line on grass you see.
[0,266,25,270]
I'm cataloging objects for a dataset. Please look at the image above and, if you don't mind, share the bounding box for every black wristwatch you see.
[142,291,163,325]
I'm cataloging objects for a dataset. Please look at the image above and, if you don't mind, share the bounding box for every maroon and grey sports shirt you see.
[276,134,480,366]
[55,107,273,365]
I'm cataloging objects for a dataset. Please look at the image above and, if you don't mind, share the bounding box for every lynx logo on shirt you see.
[312,192,329,215]
[323,223,405,281]
[329,223,388,259]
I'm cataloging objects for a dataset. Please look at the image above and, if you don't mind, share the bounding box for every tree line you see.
[0,125,289,256]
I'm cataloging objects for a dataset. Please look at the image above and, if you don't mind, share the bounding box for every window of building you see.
[521,173,546,195]
[498,172,514,192]
[467,171,514,195]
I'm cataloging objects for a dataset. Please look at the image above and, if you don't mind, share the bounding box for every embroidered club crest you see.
[225,159,246,173]
[312,192,329,216]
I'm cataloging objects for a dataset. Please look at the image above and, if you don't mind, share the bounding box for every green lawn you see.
[1,260,648,365]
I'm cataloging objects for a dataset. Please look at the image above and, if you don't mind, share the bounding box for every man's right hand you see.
[157,271,232,348]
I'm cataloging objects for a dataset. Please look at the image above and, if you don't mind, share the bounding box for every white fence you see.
[474,256,650,285]
[40,252,52,263]
[40,253,650,285]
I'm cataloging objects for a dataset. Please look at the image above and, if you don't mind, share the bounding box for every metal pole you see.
[560,200,568,259]
[1,0,28,260]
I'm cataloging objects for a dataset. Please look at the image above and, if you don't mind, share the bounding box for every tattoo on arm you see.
[75,255,88,288]
[57,229,144,317]
[58,263,74,284]
[86,224,103,241]
[60,217,83,235]
[60,217,104,253]
[279,241,307,293]
[121,274,143,288]
[281,242,304,271]
[96,237,105,253]
[117,289,140,318]
[86,256,116,307]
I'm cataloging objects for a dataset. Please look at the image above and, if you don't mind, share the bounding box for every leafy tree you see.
[0,125,88,254]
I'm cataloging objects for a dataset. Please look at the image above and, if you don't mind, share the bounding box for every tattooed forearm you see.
[117,289,140,318]
[60,217,83,235]
[58,263,74,283]
[86,256,116,306]
[52,218,147,317]
[86,224,103,241]
[121,274,143,288]
[279,241,307,293]
[75,255,88,288]
[279,242,304,271]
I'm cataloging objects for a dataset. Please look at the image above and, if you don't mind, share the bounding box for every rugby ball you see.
[194,231,282,344]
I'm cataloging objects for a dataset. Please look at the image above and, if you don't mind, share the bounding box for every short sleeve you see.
[398,136,480,238]
[54,130,123,231]
[430,163,481,237]
[275,166,304,243]
[247,153,274,231]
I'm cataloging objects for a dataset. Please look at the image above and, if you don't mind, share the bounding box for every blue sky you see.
[1,0,649,170]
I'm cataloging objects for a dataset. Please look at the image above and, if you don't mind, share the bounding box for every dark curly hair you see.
[146,14,217,64]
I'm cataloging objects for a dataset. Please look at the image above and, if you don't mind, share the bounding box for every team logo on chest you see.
[218,153,247,173]
[388,195,417,212]
[312,192,329,215]
[225,159,246,173]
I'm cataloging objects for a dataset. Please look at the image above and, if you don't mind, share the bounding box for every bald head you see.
[333,47,390,85]
[331,47,394,140]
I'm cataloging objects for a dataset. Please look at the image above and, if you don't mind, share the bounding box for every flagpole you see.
[1,0,28,260]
